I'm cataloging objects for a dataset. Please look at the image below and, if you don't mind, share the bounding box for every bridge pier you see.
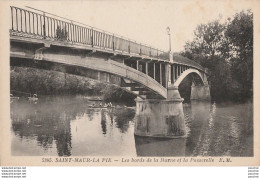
[190,82,211,100]
[134,86,186,138]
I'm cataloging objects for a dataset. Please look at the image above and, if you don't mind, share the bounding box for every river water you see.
[10,96,253,157]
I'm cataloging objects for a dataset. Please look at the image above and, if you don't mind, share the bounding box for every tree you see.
[182,20,226,65]
[181,10,253,102]
[225,10,253,99]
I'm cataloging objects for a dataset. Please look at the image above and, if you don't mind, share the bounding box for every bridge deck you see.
[10,6,205,72]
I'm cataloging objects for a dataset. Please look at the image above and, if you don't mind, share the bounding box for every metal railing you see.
[10,6,206,72]
[10,6,168,60]
[173,54,205,72]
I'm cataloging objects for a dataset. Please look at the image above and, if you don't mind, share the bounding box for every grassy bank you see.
[10,66,136,105]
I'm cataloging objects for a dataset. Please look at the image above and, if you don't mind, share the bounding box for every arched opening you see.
[179,75,193,102]
[174,70,206,102]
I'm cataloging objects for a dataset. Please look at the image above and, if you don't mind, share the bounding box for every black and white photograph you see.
[1,0,259,166]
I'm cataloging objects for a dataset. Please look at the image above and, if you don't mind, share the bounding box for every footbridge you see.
[10,6,210,138]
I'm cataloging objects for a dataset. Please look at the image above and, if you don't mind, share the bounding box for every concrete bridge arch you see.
[173,69,205,87]
[171,68,210,100]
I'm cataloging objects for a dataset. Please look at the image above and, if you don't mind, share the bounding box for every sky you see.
[11,1,254,52]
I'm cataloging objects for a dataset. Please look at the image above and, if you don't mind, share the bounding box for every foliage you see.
[56,26,68,41]
[102,85,136,106]
[10,67,134,105]
[181,10,253,102]
[225,10,253,99]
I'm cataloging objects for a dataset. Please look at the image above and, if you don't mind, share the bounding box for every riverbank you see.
[10,66,136,105]
[10,66,253,105]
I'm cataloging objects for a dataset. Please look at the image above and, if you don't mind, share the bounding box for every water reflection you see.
[134,100,253,157]
[185,101,212,156]
[11,97,136,156]
[11,96,253,157]
[134,101,211,157]
[135,136,186,157]
[101,110,107,134]
[11,99,73,156]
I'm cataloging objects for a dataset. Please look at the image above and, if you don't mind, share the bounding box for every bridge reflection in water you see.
[134,101,211,157]
[11,97,222,157]
[134,136,187,157]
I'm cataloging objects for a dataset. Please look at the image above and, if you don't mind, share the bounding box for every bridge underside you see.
[11,57,162,99]
[10,40,168,99]
[10,38,210,101]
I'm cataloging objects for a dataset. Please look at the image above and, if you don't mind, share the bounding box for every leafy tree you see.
[182,20,226,65]
[181,10,253,102]
[225,10,253,99]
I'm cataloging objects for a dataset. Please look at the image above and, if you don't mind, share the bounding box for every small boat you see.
[115,105,128,108]
[28,94,38,102]
[10,94,19,100]
[89,106,108,108]
[89,102,115,109]
[88,97,103,101]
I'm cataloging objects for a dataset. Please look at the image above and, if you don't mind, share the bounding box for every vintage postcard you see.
[0,0,259,166]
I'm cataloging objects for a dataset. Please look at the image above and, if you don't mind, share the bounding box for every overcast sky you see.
[12,1,253,52]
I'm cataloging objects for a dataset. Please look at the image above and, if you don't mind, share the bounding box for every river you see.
[10,96,253,157]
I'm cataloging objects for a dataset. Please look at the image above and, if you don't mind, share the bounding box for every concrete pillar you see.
[172,64,175,83]
[190,82,211,100]
[176,65,179,79]
[134,98,185,138]
[153,62,156,80]
[174,65,177,81]
[134,84,186,138]
[145,62,148,75]
[167,64,171,87]
[159,63,162,85]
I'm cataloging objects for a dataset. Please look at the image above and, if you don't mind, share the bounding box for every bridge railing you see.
[10,6,206,72]
[173,54,205,72]
[10,6,167,59]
